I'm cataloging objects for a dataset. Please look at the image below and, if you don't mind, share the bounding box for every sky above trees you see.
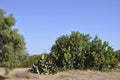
[0,0,120,54]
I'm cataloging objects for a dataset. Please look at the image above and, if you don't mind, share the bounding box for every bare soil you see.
[0,68,120,80]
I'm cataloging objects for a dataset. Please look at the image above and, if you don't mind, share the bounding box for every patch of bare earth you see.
[0,68,120,80]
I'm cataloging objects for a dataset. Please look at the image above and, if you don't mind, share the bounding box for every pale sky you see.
[0,0,120,55]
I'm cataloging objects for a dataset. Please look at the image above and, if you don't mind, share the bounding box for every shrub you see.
[50,31,118,71]
[31,31,118,74]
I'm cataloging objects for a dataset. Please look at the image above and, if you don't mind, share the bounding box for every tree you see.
[50,31,92,70]
[50,31,118,71]
[22,54,41,67]
[0,9,26,69]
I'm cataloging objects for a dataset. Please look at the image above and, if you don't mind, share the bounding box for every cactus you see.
[31,54,57,75]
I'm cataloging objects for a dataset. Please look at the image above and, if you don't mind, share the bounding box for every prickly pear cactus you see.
[31,54,57,75]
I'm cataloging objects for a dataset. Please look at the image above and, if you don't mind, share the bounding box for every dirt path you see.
[0,68,120,80]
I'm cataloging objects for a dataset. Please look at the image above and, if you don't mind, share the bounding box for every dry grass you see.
[0,68,120,80]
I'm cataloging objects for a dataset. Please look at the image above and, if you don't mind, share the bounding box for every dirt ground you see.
[0,68,120,80]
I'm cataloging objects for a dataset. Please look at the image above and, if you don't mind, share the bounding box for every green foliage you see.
[115,50,120,62]
[31,53,57,74]
[50,31,90,70]
[22,55,41,67]
[50,35,73,69]
[0,9,27,69]
[32,31,118,75]
[50,31,118,71]
[89,36,118,71]
[31,31,118,74]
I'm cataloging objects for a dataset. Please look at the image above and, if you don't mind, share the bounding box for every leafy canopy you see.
[0,9,26,69]
[50,31,118,71]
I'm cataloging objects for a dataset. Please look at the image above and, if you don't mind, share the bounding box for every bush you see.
[31,31,118,75]
[50,31,118,71]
